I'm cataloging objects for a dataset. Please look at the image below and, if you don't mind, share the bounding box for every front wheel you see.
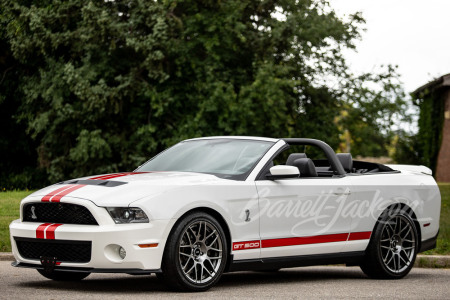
[361,206,418,279]
[37,269,90,281]
[159,212,228,292]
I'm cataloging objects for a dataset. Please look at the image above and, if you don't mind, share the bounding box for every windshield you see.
[136,139,274,180]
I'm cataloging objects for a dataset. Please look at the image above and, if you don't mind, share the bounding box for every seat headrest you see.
[336,153,353,173]
[286,153,307,166]
[293,158,318,177]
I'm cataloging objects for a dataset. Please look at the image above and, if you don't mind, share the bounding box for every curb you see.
[0,253,14,261]
[1,253,449,268]
[414,255,450,269]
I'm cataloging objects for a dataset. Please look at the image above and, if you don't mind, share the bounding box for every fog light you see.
[119,247,126,259]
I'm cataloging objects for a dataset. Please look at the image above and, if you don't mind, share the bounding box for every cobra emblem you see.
[245,209,251,222]
[31,206,37,220]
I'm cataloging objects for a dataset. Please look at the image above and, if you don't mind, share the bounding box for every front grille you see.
[15,237,92,263]
[23,203,98,225]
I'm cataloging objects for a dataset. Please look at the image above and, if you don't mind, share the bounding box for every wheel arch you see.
[162,206,234,272]
[370,203,422,251]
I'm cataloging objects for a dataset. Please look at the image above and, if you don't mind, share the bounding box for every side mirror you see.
[266,165,300,180]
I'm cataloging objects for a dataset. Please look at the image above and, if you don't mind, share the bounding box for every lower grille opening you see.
[15,237,92,263]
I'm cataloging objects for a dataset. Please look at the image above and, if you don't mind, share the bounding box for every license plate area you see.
[40,256,57,272]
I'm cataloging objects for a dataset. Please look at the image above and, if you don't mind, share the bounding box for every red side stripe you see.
[41,185,72,202]
[348,231,372,241]
[50,185,86,202]
[45,224,63,239]
[261,233,349,248]
[234,231,373,251]
[36,223,52,239]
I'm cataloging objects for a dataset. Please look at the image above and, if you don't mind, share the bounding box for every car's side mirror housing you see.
[266,165,300,180]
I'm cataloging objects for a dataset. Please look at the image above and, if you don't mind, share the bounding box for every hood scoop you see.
[60,179,128,187]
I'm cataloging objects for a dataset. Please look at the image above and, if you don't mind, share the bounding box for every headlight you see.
[106,207,149,224]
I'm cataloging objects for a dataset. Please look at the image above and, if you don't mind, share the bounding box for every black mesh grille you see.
[15,238,92,263]
[23,203,98,225]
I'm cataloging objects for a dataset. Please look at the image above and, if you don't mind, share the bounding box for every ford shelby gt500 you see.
[10,137,440,291]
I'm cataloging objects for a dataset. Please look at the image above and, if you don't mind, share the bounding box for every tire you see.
[159,212,228,292]
[37,269,90,281]
[360,206,418,279]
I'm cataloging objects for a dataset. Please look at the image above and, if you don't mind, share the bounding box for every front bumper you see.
[9,218,176,272]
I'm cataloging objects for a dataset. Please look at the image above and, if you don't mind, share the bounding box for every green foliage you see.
[413,89,445,173]
[0,0,408,184]
[0,7,46,190]
[335,65,410,157]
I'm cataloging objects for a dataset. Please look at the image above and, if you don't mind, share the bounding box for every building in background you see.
[413,73,450,182]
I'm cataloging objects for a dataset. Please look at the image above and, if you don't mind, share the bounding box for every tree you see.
[0,0,408,185]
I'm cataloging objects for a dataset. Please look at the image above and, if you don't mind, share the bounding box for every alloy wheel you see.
[379,215,416,273]
[178,220,223,284]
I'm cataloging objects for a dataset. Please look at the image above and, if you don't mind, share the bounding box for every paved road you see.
[0,261,449,299]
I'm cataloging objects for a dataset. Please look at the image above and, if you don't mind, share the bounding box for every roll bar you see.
[281,138,346,176]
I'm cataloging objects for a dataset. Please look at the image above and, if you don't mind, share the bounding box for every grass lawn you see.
[0,190,34,252]
[424,183,450,255]
[0,185,449,254]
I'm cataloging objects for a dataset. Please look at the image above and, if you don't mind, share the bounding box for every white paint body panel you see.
[9,136,441,272]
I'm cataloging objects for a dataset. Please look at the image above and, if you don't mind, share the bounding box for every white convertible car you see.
[10,136,440,291]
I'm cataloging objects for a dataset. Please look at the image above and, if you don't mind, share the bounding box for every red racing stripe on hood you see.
[41,185,73,202]
[50,184,86,202]
[89,172,148,180]
[89,173,122,180]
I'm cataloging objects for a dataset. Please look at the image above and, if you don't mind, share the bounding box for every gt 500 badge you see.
[233,241,260,250]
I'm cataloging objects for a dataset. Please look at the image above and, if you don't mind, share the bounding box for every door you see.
[255,177,352,258]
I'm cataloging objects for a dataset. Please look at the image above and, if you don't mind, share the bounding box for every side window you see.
[261,145,335,179]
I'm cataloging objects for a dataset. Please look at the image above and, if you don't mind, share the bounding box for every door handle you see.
[334,192,351,195]
[333,188,351,196]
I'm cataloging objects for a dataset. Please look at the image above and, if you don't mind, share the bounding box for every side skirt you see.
[228,251,366,272]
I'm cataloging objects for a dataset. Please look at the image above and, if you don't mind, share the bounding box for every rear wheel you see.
[159,212,228,292]
[37,269,90,281]
[361,207,418,279]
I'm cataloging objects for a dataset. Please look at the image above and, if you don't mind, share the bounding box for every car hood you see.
[27,172,223,207]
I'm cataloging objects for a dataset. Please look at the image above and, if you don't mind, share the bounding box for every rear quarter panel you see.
[348,172,441,246]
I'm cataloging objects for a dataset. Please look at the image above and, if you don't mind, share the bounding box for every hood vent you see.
[60,179,127,187]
